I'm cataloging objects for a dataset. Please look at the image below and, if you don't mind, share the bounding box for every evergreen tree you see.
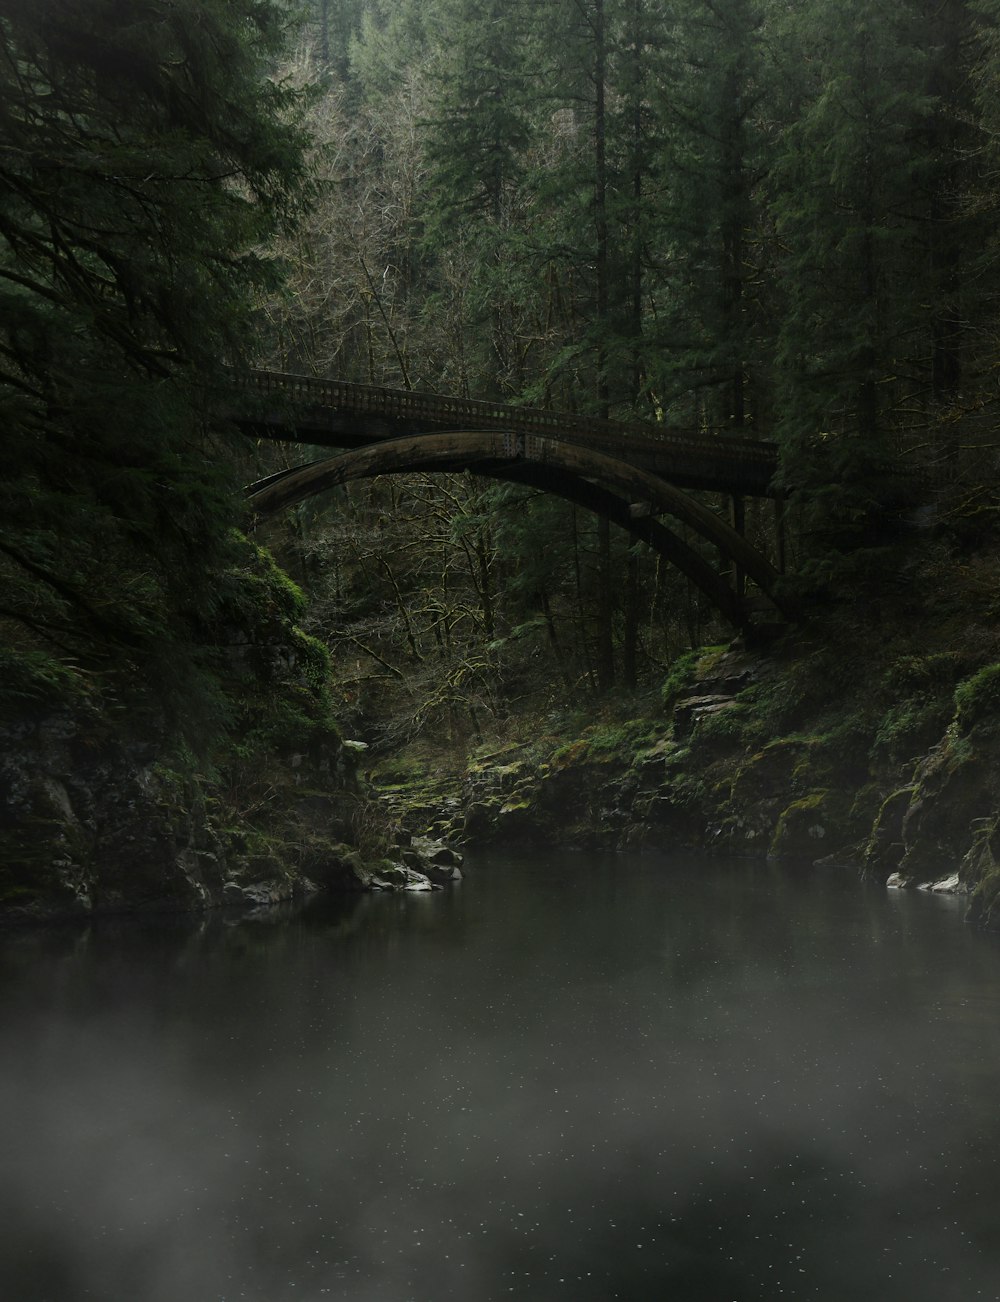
[420,0,539,396]
[645,0,770,431]
[0,0,310,718]
[767,0,960,558]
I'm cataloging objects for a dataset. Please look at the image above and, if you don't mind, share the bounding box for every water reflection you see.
[2,854,1000,1300]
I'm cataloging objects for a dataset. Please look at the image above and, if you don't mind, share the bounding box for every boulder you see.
[369,861,435,892]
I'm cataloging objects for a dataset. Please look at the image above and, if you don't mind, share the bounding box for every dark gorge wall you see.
[0,702,364,920]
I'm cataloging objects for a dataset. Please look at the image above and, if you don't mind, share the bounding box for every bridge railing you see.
[237,369,779,472]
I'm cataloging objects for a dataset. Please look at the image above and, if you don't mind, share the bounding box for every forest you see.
[265,0,1000,727]
[3,0,1000,919]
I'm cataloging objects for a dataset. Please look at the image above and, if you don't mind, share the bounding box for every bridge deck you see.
[235,370,779,497]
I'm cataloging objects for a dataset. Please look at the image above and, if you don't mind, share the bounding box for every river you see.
[2,851,1000,1302]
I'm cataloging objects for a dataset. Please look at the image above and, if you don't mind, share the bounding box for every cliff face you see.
[0,531,448,921]
[0,702,366,919]
[0,704,469,921]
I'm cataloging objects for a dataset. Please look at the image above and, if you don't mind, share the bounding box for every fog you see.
[2,856,1000,1301]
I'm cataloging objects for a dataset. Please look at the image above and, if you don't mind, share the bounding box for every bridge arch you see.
[246,431,793,629]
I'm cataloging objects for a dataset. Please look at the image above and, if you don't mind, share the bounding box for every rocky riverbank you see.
[0,702,462,922]
[6,629,1000,927]
[367,639,1000,930]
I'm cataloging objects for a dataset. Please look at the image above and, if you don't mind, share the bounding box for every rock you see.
[421,860,463,885]
[410,835,462,868]
[0,700,373,918]
[918,873,965,894]
[768,789,851,861]
[897,735,995,881]
[222,879,295,906]
[863,787,914,881]
[813,850,865,872]
[673,694,738,738]
[369,862,435,891]
[397,834,464,883]
[888,870,965,894]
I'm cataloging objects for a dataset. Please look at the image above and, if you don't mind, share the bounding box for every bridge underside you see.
[246,430,794,630]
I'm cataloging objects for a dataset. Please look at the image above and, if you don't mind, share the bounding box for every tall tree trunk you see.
[593,0,615,692]
[721,61,746,429]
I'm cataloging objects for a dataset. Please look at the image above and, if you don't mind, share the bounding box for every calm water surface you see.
[2,852,1000,1302]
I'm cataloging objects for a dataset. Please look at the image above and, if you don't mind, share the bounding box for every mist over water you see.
[2,853,1000,1302]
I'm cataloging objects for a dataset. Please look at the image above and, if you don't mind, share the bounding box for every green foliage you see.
[965,812,1000,925]
[372,753,429,786]
[690,702,751,746]
[0,648,90,716]
[0,0,311,716]
[425,0,533,224]
[868,651,963,764]
[870,699,951,766]
[260,0,1000,721]
[767,0,978,555]
[549,717,658,770]
[0,0,350,885]
[215,536,308,629]
[955,663,1000,734]
[648,0,769,426]
[661,646,726,711]
[884,652,964,693]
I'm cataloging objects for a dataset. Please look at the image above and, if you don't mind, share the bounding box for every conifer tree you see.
[0,0,309,706]
[767,0,961,558]
[645,0,769,431]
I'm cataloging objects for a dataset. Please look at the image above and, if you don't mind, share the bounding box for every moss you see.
[954,663,1000,735]
[549,718,658,771]
[289,628,332,690]
[870,696,954,766]
[372,754,429,785]
[863,786,915,880]
[884,652,964,694]
[689,701,748,745]
[963,816,1000,927]
[769,789,851,860]
[223,534,307,625]
[499,796,533,814]
[660,645,726,711]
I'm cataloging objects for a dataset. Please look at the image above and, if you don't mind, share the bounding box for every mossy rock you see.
[661,645,728,710]
[678,698,745,748]
[726,740,807,840]
[863,787,915,881]
[955,663,1000,736]
[463,798,502,840]
[963,818,1000,927]
[896,731,999,881]
[494,801,545,842]
[769,789,851,861]
[370,753,431,786]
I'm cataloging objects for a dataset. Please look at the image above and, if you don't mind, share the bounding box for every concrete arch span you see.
[246,431,794,628]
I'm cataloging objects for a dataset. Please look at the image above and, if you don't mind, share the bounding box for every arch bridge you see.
[235,370,792,633]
